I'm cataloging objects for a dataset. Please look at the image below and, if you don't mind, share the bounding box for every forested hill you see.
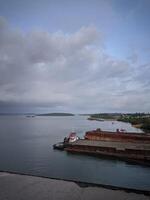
[37,113,74,116]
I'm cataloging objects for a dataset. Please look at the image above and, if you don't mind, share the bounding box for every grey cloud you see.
[127,53,138,64]
[0,16,149,113]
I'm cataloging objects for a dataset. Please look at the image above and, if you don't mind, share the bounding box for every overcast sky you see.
[0,0,150,113]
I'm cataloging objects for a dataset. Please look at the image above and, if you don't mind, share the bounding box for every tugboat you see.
[68,132,79,143]
[53,132,79,150]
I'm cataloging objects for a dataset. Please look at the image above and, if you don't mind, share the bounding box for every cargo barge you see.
[53,129,150,164]
[85,128,150,143]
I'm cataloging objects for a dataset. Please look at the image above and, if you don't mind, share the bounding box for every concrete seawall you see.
[0,172,149,200]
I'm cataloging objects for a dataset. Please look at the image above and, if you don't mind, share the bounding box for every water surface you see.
[0,115,149,190]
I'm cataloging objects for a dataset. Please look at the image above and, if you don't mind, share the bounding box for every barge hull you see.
[65,139,150,164]
[85,129,150,143]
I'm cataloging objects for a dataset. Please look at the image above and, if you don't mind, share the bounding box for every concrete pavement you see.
[0,172,149,200]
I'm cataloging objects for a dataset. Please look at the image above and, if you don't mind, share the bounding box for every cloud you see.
[0,16,149,113]
[127,52,138,64]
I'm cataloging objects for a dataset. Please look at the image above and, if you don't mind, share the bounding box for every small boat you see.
[120,128,126,132]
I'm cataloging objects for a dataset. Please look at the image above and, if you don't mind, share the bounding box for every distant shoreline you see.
[87,117,116,121]
[87,117,145,131]
[36,113,75,116]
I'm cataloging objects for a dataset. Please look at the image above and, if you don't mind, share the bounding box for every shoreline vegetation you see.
[36,112,75,116]
[118,114,150,132]
[87,113,119,122]
[87,117,104,121]
[88,113,150,132]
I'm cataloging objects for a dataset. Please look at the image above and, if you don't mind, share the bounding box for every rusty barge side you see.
[84,129,150,143]
[65,139,150,164]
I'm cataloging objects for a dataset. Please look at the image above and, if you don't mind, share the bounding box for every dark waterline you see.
[0,115,149,191]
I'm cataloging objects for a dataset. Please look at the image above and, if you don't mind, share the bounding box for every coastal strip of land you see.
[88,113,150,132]
[0,172,149,200]
[36,112,74,116]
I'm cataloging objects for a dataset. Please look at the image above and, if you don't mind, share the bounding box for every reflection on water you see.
[0,115,149,190]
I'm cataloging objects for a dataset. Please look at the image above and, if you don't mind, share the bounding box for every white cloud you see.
[0,16,149,113]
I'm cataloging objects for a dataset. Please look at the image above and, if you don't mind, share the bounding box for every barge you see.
[85,128,150,143]
[65,139,150,163]
[53,129,150,164]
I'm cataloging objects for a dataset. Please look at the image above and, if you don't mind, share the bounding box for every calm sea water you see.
[0,115,150,190]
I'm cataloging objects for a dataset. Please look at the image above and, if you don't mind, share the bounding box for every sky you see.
[0,0,150,113]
